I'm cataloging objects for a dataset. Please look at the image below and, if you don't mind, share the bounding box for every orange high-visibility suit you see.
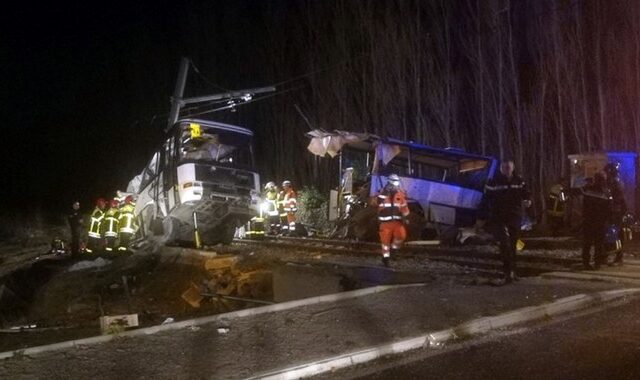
[377,189,410,258]
[283,188,298,233]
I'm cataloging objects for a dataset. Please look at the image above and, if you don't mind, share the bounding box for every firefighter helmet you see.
[387,174,401,187]
[110,199,119,208]
[265,181,276,190]
[124,195,134,205]
[96,198,107,209]
[282,180,292,187]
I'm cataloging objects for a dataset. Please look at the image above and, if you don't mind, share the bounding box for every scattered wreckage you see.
[307,130,499,242]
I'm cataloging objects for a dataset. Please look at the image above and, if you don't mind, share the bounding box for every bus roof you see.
[174,118,254,137]
[307,129,495,163]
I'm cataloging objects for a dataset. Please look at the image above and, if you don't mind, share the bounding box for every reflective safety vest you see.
[547,184,566,218]
[283,189,298,214]
[88,207,105,239]
[377,189,409,222]
[264,190,279,216]
[101,208,120,238]
[118,203,138,235]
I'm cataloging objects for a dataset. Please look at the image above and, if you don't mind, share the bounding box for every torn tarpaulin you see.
[306,130,368,158]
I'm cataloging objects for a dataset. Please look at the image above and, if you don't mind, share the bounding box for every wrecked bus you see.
[129,119,260,245]
[307,130,498,240]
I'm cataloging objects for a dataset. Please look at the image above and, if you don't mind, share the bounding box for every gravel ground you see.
[0,276,622,380]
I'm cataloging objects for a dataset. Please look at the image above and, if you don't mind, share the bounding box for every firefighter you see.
[117,195,138,251]
[264,182,280,235]
[67,201,83,256]
[376,174,410,267]
[581,172,612,269]
[281,180,298,236]
[604,162,627,264]
[477,160,531,284]
[86,198,107,253]
[100,199,120,252]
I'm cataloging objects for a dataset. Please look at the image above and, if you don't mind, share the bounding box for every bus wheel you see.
[162,217,180,244]
[219,222,237,245]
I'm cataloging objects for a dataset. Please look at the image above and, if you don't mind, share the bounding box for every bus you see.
[307,130,498,240]
[129,119,260,245]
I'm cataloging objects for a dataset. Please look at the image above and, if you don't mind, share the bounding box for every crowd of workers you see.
[66,194,139,255]
[247,180,299,237]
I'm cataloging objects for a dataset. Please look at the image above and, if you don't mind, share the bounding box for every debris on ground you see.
[67,257,112,272]
[99,314,139,335]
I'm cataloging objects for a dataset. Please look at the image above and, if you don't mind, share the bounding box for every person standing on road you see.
[86,198,107,253]
[101,199,120,252]
[117,195,138,251]
[67,201,84,256]
[476,160,532,284]
[281,180,298,236]
[263,182,280,235]
[604,162,627,264]
[376,174,410,267]
[581,172,612,269]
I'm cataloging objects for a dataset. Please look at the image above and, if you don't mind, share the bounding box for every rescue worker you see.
[264,182,280,235]
[376,174,410,267]
[117,195,138,251]
[100,199,120,252]
[86,198,107,253]
[278,185,288,235]
[281,180,298,236]
[477,160,532,284]
[49,237,67,255]
[67,201,83,256]
[581,172,612,269]
[604,162,627,264]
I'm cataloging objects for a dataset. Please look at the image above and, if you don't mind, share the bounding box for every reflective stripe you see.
[485,183,525,191]
[379,215,403,221]
[105,231,118,237]
[582,190,612,200]
[88,232,101,238]
[119,227,135,234]
[117,247,127,251]
[105,247,113,251]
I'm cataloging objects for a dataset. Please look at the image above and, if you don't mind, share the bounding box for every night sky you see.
[2,1,277,214]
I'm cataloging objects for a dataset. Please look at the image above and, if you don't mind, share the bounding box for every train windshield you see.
[178,123,253,168]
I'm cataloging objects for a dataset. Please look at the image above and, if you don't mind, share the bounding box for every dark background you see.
[1,1,281,214]
[2,0,638,218]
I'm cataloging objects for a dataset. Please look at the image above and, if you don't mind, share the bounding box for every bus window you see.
[179,125,253,168]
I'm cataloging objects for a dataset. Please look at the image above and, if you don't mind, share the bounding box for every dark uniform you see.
[479,172,531,282]
[67,202,83,255]
[581,176,612,269]
[607,176,627,264]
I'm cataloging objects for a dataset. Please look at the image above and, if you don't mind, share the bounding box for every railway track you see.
[234,235,581,277]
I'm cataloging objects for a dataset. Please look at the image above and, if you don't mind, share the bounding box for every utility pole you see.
[167,57,190,131]
[166,57,276,131]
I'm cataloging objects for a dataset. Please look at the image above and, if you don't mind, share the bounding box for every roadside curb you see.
[0,283,425,361]
[247,287,640,380]
[542,271,640,285]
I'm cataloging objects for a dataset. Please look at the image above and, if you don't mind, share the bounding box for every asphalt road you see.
[339,297,640,380]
